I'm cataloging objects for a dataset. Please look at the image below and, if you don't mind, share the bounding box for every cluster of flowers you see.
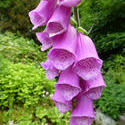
[29,0,106,125]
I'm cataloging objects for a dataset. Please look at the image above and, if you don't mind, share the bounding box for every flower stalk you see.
[73,7,80,27]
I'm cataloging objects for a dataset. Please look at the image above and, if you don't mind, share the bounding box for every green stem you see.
[73,7,80,27]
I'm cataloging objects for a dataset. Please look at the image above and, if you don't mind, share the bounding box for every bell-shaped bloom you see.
[40,60,59,80]
[51,89,72,113]
[80,73,106,100]
[70,96,95,125]
[55,66,81,101]
[59,0,82,7]
[73,32,103,80]
[29,0,57,30]
[48,25,77,70]
[46,5,71,37]
[36,31,53,51]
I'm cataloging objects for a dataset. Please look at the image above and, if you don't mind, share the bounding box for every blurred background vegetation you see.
[0,0,125,124]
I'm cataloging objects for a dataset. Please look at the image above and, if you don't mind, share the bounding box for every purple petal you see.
[40,60,59,80]
[81,73,106,100]
[29,0,57,30]
[48,24,77,70]
[70,96,95,125]
[73,32,103,80]
[59,0,82,7]
[55,66,81,101]
[46,5,71,37]
[36,32,53,51]
[51,89,72,113]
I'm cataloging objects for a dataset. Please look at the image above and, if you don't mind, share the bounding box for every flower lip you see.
[48,48,76,70]
[47,22,64,37]
[36,32,53,51]
[59,0,82,7]
[70,116,94,125]
[29,11,45,30]
[73,57,103,80]
[51,89,72,113]
[79,73,106,100]
[55,84,81,101]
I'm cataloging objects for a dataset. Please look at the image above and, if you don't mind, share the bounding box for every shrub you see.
[0,32,47,63]
[80,0,125,40]
[95,32,125,59]
[0,0,40,38]
[0,55,55,109]
[94,54,125,120]
[96,82,125,120]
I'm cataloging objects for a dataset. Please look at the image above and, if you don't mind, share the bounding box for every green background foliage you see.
[0,0,125,124]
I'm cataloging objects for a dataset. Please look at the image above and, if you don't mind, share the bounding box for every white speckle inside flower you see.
[73,117,93,125]
[74,58,102,80]
[49,49,75,70]
[57,84,80,101]
[87,87,103,100]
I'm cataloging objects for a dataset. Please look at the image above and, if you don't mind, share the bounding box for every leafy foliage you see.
[80,0,125,39]
[0,32,47,63]
[96,83,125,120]
[94,54,125,119]
[96,32,125,59]
[0,0,40,38]
[0,55,55,109]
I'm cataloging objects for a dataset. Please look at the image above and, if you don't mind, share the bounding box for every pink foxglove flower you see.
[55,66,81,101]
[70,96,95,125]
[51,89,72,113]
[80,73,106,100]
[40,60,59,80]
[59,0,82,7]
[46,5,71,37]
[48,24,77,70]
[73,32,103,80]
[36,31,53,51]
[29,0,57,30]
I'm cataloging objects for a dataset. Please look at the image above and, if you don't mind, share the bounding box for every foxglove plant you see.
[29,0,106,125]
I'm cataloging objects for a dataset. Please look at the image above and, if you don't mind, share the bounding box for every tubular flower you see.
[70,96,95,125]
[80,73,106,100]
[51,89,72,113]
[40,60,59,80]
[55,66,81,101]
[36,31,53,51]
[73,32,103,80]
[48,24,77,70]
[29,0,57,30]
[46,5,71,37]
[59,0,82,7]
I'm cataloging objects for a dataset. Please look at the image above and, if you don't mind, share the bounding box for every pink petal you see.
[40,60,59,80]
[36,31,53,51]
[48,24,77,70]
[81,73,106,100]
[73,32,103,80]
[55,66,81,101]
[59,0,82,7]
[46,5,71,37]
[29,0,57,30]
[51,89,72,113]
[70,96,95,125]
